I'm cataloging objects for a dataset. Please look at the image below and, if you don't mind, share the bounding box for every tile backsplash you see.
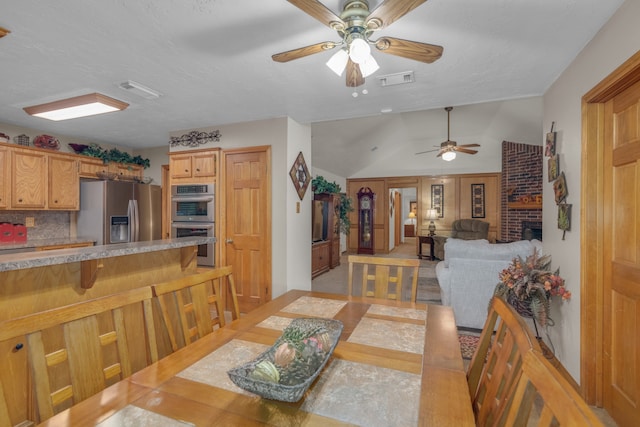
[0,211,71,240]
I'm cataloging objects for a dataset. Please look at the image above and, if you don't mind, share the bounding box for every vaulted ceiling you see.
[0,1,624,176]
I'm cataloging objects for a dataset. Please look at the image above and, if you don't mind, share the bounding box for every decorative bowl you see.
[33,134,60,150]
[227,318,343,402]
[96,171,117,180]
[68,143,89,154]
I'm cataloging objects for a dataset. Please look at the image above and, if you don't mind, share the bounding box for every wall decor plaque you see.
[471,183,485,218]
[289,152,310,201]
[431,184,444,218]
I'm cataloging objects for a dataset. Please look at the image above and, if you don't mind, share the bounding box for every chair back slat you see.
[152,266,240,352]
[498,350,604,426]
[0,287,158,424]
[347,255,420,302]
[467,296,542,426]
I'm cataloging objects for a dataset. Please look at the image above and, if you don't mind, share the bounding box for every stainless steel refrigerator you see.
[77,180,162,245]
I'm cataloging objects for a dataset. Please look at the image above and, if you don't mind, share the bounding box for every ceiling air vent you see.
[118,80,161,99]
[377,71,414,87]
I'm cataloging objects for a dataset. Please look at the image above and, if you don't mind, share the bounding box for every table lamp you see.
[427,209,438,236]
[408,211,416,225]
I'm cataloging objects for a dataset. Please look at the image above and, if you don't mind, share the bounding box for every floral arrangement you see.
[493,250,570,326]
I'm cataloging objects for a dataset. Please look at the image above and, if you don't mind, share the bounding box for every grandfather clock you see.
[357,187,375,254]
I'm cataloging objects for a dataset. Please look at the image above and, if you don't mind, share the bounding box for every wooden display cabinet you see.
[312,240,330,278]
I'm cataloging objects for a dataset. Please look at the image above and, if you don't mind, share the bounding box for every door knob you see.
[226,239,234,244]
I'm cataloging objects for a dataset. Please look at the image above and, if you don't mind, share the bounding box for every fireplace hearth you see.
[521,221,542,241]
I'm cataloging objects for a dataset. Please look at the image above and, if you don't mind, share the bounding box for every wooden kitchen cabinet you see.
[169,148,217,183]
[48,154,79,210]
[109,162,143,180]
[11,148,47,209]
[312,240,331,278]
[0,146,9,208]
[79,156,108,178]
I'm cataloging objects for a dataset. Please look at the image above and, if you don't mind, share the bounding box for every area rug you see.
[458,332,481,360]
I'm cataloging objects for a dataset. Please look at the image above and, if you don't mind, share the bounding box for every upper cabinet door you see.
[192,152,216,178]
[0,146,9,208]
[12,149,47,209]
[48,154,79,210]
[169,154,192,179]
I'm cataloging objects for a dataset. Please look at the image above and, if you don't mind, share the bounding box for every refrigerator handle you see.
[128,200,140,242]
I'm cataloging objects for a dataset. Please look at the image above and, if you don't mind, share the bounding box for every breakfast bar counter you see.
[0,236,215,320]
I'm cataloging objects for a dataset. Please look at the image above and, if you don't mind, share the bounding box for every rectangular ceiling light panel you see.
[23,93,129,121]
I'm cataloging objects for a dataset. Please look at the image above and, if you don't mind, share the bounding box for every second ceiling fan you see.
[272,0,443,87]
[416,107,481,161]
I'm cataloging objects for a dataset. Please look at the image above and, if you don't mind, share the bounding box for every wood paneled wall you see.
[347,173,501,253]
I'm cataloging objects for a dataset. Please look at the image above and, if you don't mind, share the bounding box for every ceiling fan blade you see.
[287,0,345,29]
[272,42,338,63]
[455,148,478,155]
[415,148,439,155]
[459,143,481,148]
[345,59,364,87]
[374,37,443,63]
[365,0,427,30]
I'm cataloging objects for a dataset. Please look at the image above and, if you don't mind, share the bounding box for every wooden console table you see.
[417,235,434,260]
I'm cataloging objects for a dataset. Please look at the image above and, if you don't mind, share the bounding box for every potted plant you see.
[493,250,570,328]
[311,176,353,235]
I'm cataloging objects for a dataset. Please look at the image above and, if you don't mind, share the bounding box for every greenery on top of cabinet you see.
[312,176,354,235]
[82,144,150,168]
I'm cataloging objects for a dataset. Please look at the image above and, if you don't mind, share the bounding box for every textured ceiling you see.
[0,0,624,176]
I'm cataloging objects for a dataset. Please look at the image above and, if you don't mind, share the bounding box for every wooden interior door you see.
[222,146,271,313]
[394,191,401,246]
[602,80,640,426]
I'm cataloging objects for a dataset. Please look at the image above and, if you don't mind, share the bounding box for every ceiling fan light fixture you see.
[23,93,128,121]
[359,54,379,78]
[326,48,349,76]
[348,37,370,64]
[442,150,456,161]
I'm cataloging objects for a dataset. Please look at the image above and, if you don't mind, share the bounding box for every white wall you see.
[542,0,640,382]
[286,118,312,292]
[169,117,311,298]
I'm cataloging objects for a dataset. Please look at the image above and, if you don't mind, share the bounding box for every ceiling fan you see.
[272,0,443,87]
[415,107,480,161]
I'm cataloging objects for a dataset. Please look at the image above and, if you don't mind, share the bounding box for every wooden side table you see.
[417,235,434,260]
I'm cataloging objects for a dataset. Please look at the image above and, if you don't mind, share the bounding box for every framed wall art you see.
[548,154,559,182]
[558,203,572,240]
[471,183,486,218]
[545,122,556,157]
[409,201,417,215]
[553,171,568,204]
[431,184,444,218]
[289,152,310,201]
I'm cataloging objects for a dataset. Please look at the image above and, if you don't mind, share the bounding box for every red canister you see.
[13,224,27,242]
[0,222,14,243]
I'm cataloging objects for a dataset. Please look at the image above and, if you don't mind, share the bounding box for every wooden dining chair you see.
[347,255,421,302]
[497,350,604,426]
[467,296,542,427]
[0,286,158,423]
[151,266,240,352]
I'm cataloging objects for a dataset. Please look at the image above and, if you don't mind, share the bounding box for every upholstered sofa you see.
[435,238,542,329]
[431,219,490,260]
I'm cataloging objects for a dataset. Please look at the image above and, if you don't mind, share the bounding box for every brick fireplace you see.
[501,141,543,242]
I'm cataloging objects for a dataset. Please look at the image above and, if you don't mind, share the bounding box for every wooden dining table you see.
[39,290,475,426]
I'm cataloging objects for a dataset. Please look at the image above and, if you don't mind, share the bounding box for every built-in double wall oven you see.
[171,183,215,266]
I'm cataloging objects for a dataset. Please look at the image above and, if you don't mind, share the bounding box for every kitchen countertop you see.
[0,237,216,272]
[0,237,96,251]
